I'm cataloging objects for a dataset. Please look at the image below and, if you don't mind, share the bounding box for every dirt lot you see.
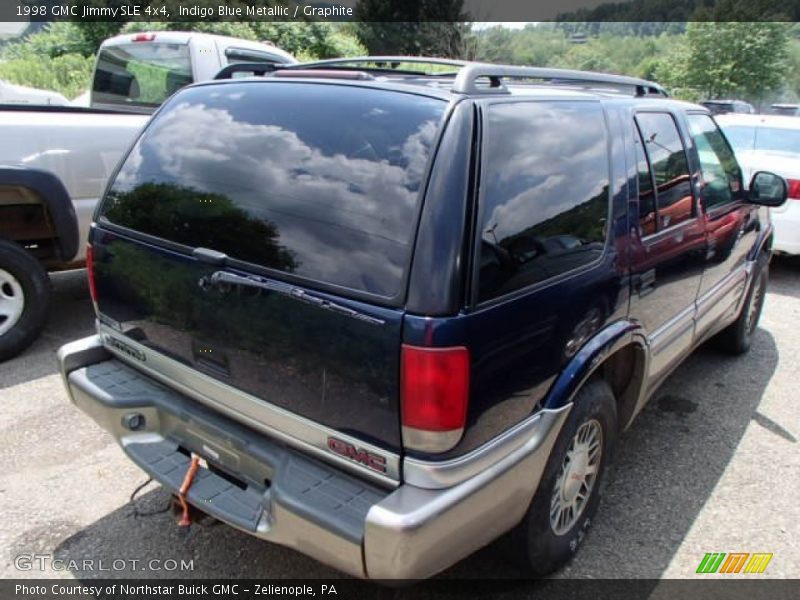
[1,259,798,584]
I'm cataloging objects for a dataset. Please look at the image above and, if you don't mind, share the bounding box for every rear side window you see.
[635,112,694,230]
[93,42,193,108]
[477,101,609,303]
[99,82,445,299]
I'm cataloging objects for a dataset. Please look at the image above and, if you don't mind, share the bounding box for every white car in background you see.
[716,114,800,255]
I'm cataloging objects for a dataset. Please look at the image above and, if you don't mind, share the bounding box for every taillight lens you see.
[787,178,800,200]
[85,245,98,304]
[401,345,469,453]
[132,33,156,42]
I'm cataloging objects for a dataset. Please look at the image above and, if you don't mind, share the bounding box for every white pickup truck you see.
[0,31,296,360]
[89,30,296,112]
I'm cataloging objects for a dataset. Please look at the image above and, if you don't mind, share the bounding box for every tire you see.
[506,379,617,576]
[716,253,769,356]
[0,239,51,362]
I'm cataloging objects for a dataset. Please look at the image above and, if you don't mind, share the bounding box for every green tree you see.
[680,22,790,102]
[785,37,800,102]
[1,22,95,58]
[121,20,365,59]
[354,0,469,56]
[0,53,94,99]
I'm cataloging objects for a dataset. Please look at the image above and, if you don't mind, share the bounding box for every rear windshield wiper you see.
[206,271,385,326]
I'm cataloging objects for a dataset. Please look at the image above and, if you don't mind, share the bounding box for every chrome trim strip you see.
[649,303,695,356]
[403,405,571,489]
[96,323,400,487]
[401,426,463,455]
[696,262,750,321]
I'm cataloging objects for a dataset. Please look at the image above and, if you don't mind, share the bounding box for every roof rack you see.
[295,56,469,76]
[213,57,668,98]
[452,63,667,97]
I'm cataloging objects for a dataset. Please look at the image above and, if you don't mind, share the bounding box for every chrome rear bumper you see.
[59,334,570,579]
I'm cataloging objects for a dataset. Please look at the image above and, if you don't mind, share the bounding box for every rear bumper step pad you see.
[126,439,263,532]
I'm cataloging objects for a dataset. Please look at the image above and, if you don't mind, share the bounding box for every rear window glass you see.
[755,127,800,155]
[93,43,193,108]
[99,82,445,298]
[720,125,756,153]
[477,101,609,303]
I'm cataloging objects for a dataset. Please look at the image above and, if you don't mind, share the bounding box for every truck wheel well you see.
[0,185,59,261]
[597,344,646,432]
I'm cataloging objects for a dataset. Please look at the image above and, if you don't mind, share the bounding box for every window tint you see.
[477,101,609,303]
[636,112,694,229]
[100,83,445,298]
[687,114,743,209]
[93,43,193,108]
[634,125,656,236]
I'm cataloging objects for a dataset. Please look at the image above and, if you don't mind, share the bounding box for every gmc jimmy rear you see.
[58,58,788,579]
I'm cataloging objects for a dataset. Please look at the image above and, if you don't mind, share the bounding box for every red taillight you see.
[132,33,156,42]
[85,245,98,304]
[401,345,469,452]
[787,178,800,200]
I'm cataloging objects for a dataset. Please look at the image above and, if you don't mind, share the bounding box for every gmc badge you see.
[327,437,387,473]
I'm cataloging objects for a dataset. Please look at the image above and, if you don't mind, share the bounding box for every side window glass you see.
[636,113,694,230]
[477,101,609,303]
[634,125,656,236]
[687,114,743,209]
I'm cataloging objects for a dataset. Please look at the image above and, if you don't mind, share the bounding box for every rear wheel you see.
[506,380,617,576]
[0,239,51,361]
[716,254,769,355]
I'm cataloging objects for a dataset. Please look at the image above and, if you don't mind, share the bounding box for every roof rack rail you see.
[292,56,468,75]
[213,57,668,98]
[452,63,667,97]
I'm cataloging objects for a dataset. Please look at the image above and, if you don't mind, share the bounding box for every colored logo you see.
[696,552,773,574]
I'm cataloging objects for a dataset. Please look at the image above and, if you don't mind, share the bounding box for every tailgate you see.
[88,81,447,477]
[92,230,404,474]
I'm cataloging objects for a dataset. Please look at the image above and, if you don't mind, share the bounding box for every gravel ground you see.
[1,259,798,587]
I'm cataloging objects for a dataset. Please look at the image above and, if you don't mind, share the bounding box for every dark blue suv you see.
[58,58,788,579]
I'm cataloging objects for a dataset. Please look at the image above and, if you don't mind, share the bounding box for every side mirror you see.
[749,171,788,207]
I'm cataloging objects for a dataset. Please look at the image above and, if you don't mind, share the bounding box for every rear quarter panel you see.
[403,102,633,460]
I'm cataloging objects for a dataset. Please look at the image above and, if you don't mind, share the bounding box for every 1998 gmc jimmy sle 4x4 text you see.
[58,58,788,579]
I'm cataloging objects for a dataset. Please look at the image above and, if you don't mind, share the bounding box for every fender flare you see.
[542,319,649,412]
[0,165,79,261]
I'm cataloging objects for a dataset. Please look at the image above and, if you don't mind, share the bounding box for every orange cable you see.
[177,455,201,527]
